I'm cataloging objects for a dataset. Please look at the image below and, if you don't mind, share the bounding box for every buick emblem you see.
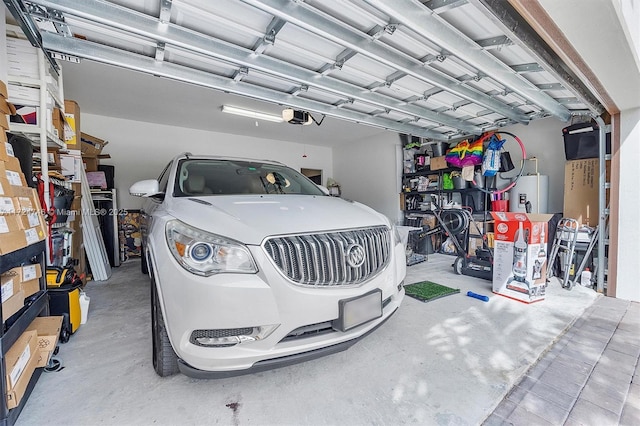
[345,244,366,268]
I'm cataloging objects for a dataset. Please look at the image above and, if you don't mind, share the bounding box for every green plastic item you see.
[442,172,454,190]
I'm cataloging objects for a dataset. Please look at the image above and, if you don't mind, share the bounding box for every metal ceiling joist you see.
[40,32,452,140]
[240,0,531,124]
[467,0,604,115]
[27,0,482,134]
[424,0,468,13]
[252,17,285,54]
[510,63,544,73]
[363,0,572,122]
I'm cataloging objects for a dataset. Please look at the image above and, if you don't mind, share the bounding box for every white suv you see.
[130,154,406,377]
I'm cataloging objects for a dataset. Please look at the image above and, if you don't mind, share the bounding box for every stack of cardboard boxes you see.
[80,132,108,173]
[1,77,64,411]
[0,81,48,256]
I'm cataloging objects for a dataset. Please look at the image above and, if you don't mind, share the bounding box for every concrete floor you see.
[16,254,607,425]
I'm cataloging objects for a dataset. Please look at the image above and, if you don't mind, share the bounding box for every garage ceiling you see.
[5,0,604,143]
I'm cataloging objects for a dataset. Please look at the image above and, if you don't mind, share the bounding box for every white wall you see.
[502,117,568,213]
[616,107,640,302]
[332,131,401,223]
[80,114,333,209]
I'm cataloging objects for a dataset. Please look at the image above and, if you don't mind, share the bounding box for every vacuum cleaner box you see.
[491,212,553,303]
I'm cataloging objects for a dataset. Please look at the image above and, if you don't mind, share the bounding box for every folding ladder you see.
[546,218,579,289]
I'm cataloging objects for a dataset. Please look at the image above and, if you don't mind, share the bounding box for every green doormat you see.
[404,281,460,303]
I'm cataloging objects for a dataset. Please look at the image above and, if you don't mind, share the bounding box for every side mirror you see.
[130,179,161,197]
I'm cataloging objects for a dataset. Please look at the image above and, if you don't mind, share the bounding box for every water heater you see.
[509,175,549,213]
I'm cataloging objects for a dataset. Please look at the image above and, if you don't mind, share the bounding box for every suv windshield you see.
[174,159,326,197]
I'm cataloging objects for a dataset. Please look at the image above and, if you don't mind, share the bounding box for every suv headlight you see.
[166,220,258,276]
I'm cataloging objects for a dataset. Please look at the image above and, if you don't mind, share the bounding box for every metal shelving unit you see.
[0,241,48,426]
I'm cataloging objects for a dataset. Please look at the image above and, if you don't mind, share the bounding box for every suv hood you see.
[166,195,390,245]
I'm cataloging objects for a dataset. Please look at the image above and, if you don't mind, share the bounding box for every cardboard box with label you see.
[1,141,14,162]
[1,264,42,320]
[20,264,42,299]
[4,155,28,187]
[491,212,553,303]
[26,316,63,367]
[52,107,67,141]
[64,100,81,147]
[5,330,39,409]
[80,132,108,157]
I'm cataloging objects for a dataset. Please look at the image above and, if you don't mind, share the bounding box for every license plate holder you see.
[333,289,383,332]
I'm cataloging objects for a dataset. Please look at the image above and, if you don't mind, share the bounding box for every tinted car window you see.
[174,159,325,197]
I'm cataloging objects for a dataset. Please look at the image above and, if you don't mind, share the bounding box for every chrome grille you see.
[263,226,391,286]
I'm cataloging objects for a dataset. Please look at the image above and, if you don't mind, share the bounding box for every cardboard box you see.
[0,176,15,197]
[83,157,99,172]
[18,211,43,230]
[80,133,108,156]
[0,98,14,115]
[0,80,8,98]
[1,267,21,303]
[0,214,22,235]
[563,159,611,226]
[0,113,10,131]
[469,219,493,236]
[429,156,447,171]
[26,316,63,368]
[2,289,25,322]
[52,107,66,141]
[19,263,42,298]
[0,141,14,162]
[491,212,553,303]
[64,100,80,147]
[1,264,41,304]
[0,229,29,255]
[4,155,28,186]
[5,330,38,409]
[0,195,18,214]
[12,186,40,211]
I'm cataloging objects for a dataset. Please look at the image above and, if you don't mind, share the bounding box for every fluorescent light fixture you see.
[221,105,284,123]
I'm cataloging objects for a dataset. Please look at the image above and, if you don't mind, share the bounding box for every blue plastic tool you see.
[466,291,489,302]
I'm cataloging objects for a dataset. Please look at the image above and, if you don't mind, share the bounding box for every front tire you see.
[151,277,179,377]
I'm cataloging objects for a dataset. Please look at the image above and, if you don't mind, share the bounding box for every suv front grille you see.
[263,226,391,286]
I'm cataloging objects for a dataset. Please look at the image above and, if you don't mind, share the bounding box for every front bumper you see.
[177,307,398,379]
[150,233,406,374]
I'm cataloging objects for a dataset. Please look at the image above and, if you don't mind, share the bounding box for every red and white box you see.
[491,212,553,303]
